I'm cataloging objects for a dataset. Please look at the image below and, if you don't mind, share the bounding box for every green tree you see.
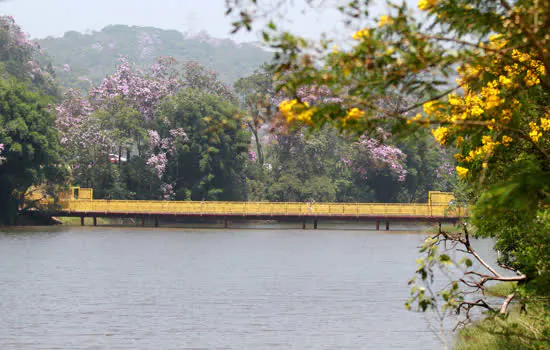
[234,66,275,167]
[0,78,67,224]
[159,89,250,200]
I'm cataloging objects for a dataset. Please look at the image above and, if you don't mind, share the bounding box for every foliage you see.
[455,303,550,349]
[0,15,58,96]
[158,89,250,200]
[234,65,276,167]
[226,0,550,342]
[0,78,67,224]
[55,57,187,199]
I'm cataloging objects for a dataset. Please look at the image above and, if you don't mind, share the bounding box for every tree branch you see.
[500,293,516,314]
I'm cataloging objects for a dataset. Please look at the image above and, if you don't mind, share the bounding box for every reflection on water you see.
[0,226,451,349]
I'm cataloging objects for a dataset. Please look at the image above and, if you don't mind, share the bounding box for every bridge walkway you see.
[51,190,465,230]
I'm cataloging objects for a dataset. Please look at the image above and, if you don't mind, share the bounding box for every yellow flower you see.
[488,34,507,49]
[431,126,449,145]
[279,99,297,112]
[456,166,469,178]
[541,117,550,131]
[352,28,370,40]
[407,113,429,126]
[378,15,393,27]
[498,75,513,88]
[345,107,365,120]
[456,136,465,146]
[448,94,461,106]
[500,109,513,123]
[297,107,317,124]
[525,69,540,87]
[333,45,338,54]
[512,49,530,63]
[489,34,502,42]
[529,122,542,143]
[418,0,437,11]
[423,100,439,115]
[501,135,513,146]
[484,95,503,110]
[471,105,484,117]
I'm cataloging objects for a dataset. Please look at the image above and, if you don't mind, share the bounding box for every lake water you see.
[0,224,457,349]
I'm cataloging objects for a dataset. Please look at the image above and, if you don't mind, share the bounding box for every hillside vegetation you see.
[37,25,272,89]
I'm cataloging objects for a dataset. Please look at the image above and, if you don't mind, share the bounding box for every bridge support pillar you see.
[81,216,85,226]
[154,217,159,228]
[376,221,380,230]
[302,220,306,230]
[93,216,97,226]
[386,221,390,231]
[314,219,318,230]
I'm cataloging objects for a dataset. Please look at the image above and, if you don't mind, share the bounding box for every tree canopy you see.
[0,78,67,224]
[226,0,550,346]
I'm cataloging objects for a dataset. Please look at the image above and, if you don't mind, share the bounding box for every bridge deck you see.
[56,200,464,221]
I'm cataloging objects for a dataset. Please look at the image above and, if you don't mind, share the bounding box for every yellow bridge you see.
[48,188,465,229]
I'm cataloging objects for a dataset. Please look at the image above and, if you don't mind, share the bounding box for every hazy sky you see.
[0,0,356,41]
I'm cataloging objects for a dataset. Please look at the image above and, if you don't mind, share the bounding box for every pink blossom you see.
[248,149,257,162]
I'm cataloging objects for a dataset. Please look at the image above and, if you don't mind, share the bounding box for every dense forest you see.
[0,15,455,217]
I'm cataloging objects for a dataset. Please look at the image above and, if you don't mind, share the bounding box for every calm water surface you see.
[0,226,448,349]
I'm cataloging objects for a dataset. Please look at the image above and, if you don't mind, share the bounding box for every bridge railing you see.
[59,200,465,218]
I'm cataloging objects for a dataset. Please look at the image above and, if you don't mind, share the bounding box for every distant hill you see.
[37,25,272,90]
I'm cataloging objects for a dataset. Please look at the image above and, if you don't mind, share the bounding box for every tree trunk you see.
[251,127,264,166]
[0,187,19,225]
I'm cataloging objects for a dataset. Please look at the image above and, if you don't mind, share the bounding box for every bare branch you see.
[500,293,516,314]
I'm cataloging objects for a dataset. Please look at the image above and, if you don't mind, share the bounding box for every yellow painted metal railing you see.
[59,200,466,218]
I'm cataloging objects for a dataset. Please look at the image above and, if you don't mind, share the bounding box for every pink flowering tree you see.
[0,16,57,95]
[55,57,189,198]
[55,57,235,199]
[344,134,407,183]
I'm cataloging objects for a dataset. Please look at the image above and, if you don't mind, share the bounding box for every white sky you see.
[0,0,368,41]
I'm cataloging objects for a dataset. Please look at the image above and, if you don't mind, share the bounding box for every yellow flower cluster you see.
[342,107,365,127]
[456,166,469,178]
[352,28,370,40]
[423,101,441,115]
[431,126,448,145]
[279,99,316,124]
[529,122,542,143]
[540,117,550,131]
[506,50,546,88]
[501,135,513,147]
[346,107,365,120]
[480,81,504,110]
[279,99,298,117]
[378,15,393,27]
[441,63,527,128]
[418,0,437,11]
[462,136,502,162]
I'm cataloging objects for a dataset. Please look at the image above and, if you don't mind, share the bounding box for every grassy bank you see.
[484,282,517,298]
[454,302,550,349]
